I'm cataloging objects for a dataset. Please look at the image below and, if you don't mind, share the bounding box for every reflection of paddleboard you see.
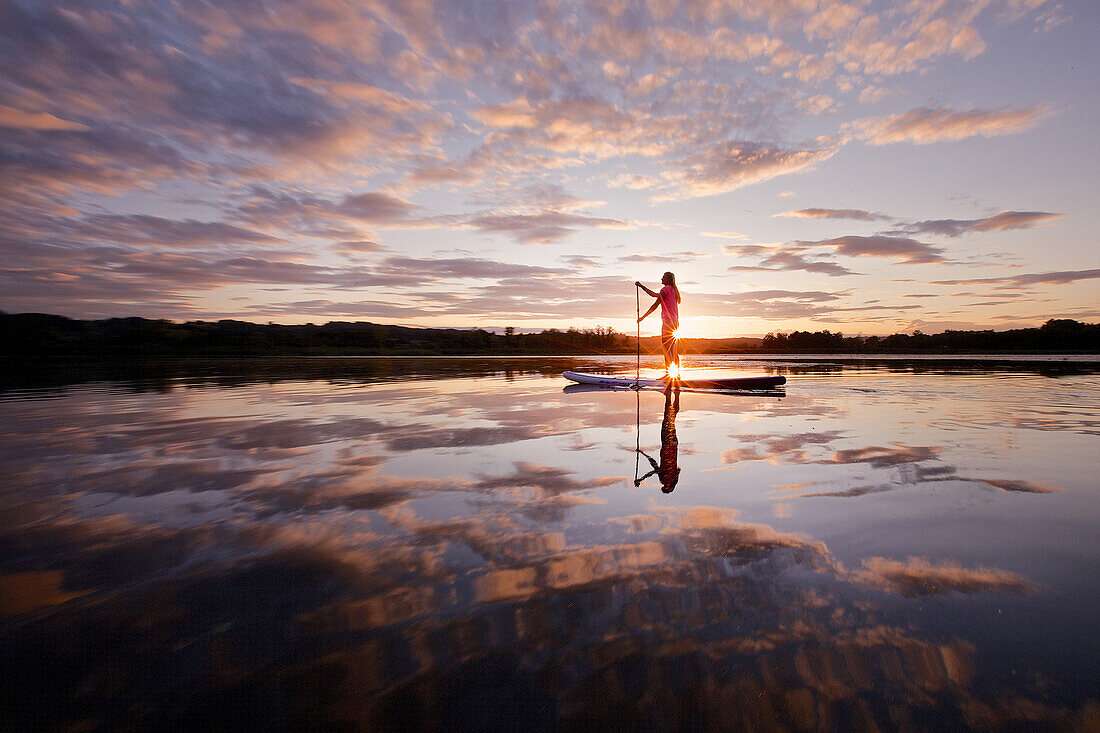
[562,370,785,391]
[563,383,785,396]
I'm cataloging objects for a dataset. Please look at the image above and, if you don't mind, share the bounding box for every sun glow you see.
[666,363,681,379]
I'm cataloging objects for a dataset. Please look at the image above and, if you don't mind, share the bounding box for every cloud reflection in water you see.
[1,357,1098,729]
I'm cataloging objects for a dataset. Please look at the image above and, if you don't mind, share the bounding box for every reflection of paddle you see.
[633,387,640,486]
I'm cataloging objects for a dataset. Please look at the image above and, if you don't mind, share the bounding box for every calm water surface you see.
[3,356,1099,730]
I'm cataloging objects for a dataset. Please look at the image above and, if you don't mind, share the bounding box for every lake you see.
[2,355,1099,730]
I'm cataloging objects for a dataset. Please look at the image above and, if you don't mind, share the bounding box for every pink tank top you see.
[660,285,679,330]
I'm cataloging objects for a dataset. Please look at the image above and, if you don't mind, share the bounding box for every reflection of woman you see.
[635,386,681,493]
[636,272,681,374]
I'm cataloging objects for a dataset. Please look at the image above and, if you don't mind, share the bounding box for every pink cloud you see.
[0,105,89,131]
[728,252,856,277]
[470,99,539,129]
[850,106,1049,145]
[930,269,1100,289]
[777,208,887,221]
[463,211,628,245]
[656,142,838,201]
[902,210,1065,237]
[854,557,1033,597]
[798,235,947,265]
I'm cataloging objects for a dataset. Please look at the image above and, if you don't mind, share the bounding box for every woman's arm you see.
[639,299,660,322]
[634,450,660,485]
[635,281,658,297]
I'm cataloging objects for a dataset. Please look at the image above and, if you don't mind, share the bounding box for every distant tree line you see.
[0,313,630,357]
[2,313,1096,357]
[762,319,1099,353]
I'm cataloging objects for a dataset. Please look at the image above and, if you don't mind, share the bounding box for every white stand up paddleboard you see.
[562,371,785,391]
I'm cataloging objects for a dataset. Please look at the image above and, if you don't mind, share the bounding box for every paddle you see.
[634,282,641,387]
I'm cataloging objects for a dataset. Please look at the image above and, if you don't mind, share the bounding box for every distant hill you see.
[1,313,1096,357]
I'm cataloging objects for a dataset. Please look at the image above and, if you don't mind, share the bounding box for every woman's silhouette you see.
[635,385,681,493]
[636,272,681,374]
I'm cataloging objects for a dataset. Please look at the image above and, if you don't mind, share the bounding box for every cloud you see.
[0,105,89,131]
[288,78,432,114]
[0,125,199,206]
[608,173,661,190]
[685,289,849,320]
[336,192,419,221]
[405,274,637,319]
[236,186,624,248]
[858,85,891,104]
[829,3,1012,76]
[850,106,1049,145]
[384,426,552,452]
[628,73,669,96]
[241,300,448,320]
[795,485,895,498]
[561,254,601,268]
[0,239,583,318]
[804,2,863,41]
[701,231,750,240]
[621,251,711,263]
[800,235,947,265]
[901,210,1066,237]
[656,142,838,201]
[828,303,922,313]
[854,557,1033,597]
[819,444,940,468]
[377,256,570,280]
[331,241,383,256]
[233,188,417,231]
[802,460,1064,500]
[470,98,539,129]
[57,214,284,248]
[472,462,620,497]
[723,430,847,465]
[0,1,454,200]
[728,252,856,277]
[721,244,776,257]
[973,478,1062,494]
[0,0,1077,326]
[797,94,833,115]
[725,289,843,304]
[464,95,671,165]
[777,208,887,221]
[930,269,1100,289]
[463,210,628,244]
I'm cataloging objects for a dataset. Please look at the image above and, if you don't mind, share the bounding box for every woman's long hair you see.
[662,271,681,303]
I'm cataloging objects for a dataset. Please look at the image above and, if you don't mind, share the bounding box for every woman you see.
[636,272,681,374]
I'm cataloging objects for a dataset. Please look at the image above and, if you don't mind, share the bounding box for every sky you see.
[2,0,1097,337]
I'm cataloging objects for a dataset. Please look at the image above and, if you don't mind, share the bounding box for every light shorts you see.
[660,326,677,351]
